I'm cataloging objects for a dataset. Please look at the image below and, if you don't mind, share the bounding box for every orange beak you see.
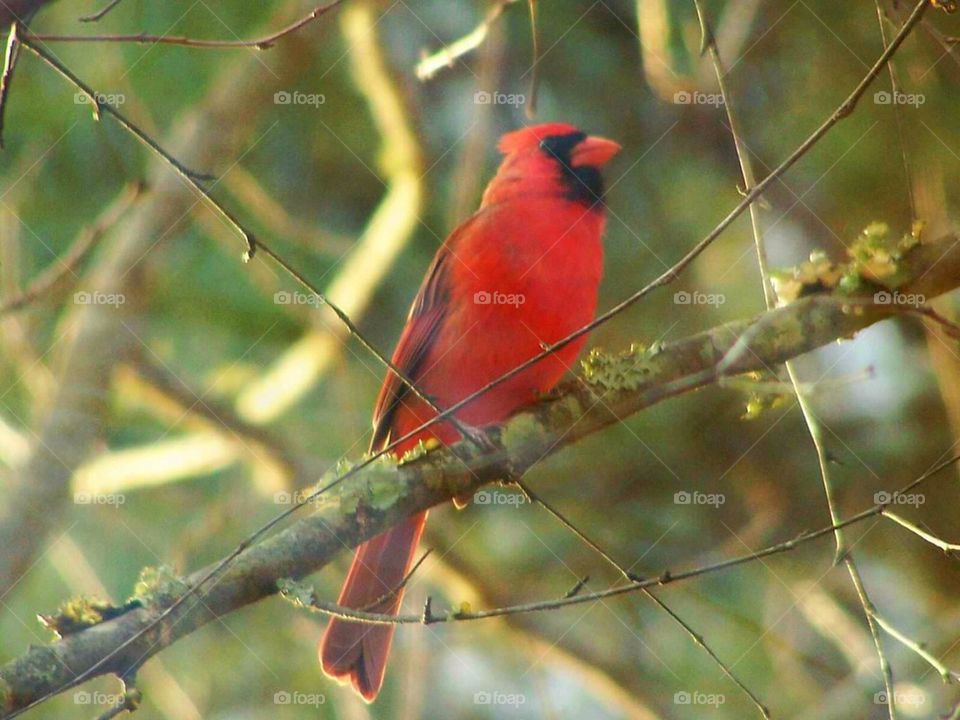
[570,135,621,168]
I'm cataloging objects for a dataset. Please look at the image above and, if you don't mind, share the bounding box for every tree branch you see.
[26,0,345,49]
[3,231,960,716]
[0,181,143,316]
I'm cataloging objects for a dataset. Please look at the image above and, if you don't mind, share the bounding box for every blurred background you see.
[1,0,959,718]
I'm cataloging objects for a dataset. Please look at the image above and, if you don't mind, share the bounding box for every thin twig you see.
[516,480,640,583]
[921,17,960,70]
[524,0,540,118]
[843,564,897,718]
[0,21,21,149]
[694,2,773,306]
[872,613,958,682]
[79,0,125,23]
[33,0,346,49]
[717,367,875,396]
[875,0,917,219]
[19,37,253,249]
[0,181,143,316]
[909,304,960,339]
[516,479,770,718]
[415,0,520,80]
[358,549,433,612]
[93,687,141,720]
[882,510,960,553]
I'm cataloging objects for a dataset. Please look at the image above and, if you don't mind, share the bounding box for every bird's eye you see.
[539,132,587,163]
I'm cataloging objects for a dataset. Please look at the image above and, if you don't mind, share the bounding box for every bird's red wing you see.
[368,242,453,453]
[322,235,461,700]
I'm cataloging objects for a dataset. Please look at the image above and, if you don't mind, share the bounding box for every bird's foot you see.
[456,421,498,454]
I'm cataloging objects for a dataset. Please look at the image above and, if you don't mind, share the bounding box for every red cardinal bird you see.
[319,122,620,700]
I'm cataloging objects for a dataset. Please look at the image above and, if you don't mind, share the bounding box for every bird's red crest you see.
[497,122,583,154]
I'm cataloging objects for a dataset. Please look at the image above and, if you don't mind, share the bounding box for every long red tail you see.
[319,511,427,701]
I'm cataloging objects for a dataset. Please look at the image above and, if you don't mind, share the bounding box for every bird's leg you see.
[454,419,499,455]
[449,420,500,509]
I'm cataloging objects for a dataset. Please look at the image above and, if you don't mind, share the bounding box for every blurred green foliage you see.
[2,1,960,718]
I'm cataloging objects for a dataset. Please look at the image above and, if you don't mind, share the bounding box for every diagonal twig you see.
[33,0,346,49]
[79,0,126,23]
[0,181,143,316]
[415,0,521,80]
[516,479,770,718]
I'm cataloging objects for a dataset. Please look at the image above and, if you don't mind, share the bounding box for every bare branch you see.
[30,1,346,49]
[79,0,126,23]
[517,480,770,718]
[872,613,959,683]
[0,21,21,149]
[0,181,143,316]
[882,511,960,553]
[415,0,520,80]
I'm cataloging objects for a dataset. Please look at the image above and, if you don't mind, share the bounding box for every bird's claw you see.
[457,422,498,453]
